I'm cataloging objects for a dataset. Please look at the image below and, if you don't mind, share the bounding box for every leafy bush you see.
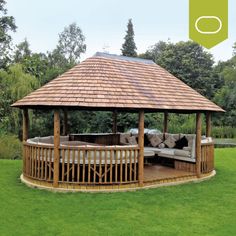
[0,134,22,159]
[212,126,236,138]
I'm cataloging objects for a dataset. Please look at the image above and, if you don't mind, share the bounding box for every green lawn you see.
[0,149,236,236]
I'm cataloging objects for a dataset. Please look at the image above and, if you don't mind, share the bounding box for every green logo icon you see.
[189,0,228,49]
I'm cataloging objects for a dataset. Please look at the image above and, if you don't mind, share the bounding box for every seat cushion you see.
[183,146,191,151]
[174,149,191,157]
[160,148,175,156]
[144,147,161,155]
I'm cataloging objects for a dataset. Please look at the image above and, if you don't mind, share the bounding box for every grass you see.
[0,149,236,236]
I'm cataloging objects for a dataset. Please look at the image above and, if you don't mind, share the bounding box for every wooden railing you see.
[200,142,214,174]
[23,143,54,182]
[23,142,139,185]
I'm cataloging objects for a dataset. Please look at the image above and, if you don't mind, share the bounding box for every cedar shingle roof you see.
[12,52,224,112]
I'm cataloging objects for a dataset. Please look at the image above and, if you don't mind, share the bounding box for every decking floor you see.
[144,164,195,183]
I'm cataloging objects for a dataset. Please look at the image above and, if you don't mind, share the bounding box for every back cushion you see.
[120,133,131,144]
[164,133,180,141]
[127,136,137,145]
[147,134,163,146]
[60,136,69,142]
[149,135,162,147]
[164,135,176,148]
[39,136,53,144]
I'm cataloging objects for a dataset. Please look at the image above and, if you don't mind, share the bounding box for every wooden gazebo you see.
[12,52,224,191]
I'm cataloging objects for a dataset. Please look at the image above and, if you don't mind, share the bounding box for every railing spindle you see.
[72,149,75,182]
[67,148,70,182]
[110,150,113,183]
[120,150,123,183]
[88,150,91,183]
[62,149,65,181]
[49,148,52,181]
[82,150,86,183]
[37,147,40,178]
[93,150,96,183]
[129,149,132,181]
[99,150,102,183]
[45,148,48,180]
[104,150,107,183]
[115,150,118,183]
[125,150,128,182]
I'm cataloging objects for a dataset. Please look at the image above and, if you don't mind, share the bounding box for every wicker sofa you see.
[145,133,196,163]
[120,132,212,163]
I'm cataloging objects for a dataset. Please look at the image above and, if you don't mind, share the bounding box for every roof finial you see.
[102,44,110,54]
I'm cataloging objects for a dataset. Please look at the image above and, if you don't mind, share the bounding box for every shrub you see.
[0,134,22,159]
[212,126,236,138]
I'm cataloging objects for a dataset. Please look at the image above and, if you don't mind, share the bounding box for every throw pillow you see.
[158,143,165,149]
[175,136,188,149]
[127,136,137,145]
[164,135,176,148]
[144,134,150,146]
[149,135,162,147]
[120,133,130,144]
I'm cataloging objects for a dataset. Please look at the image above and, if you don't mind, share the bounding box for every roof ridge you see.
[94,52,155,65]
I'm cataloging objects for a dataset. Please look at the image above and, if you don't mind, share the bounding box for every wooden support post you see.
[138,110,145,186]
[206,112,211,137]
[112,110,117,133]
[196,113,202,178]
[22,109,29,141]
[63,109,68,136]
[163,112,168,133]
[53,110,60,187]
[22,109,29,176]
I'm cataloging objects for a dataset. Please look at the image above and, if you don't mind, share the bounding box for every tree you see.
[0,64,39,135]
[0,0,17,67]
[140,40,168,61]
[213,56,236,127]
[233,42,236,56]
[48,48,68,68]
[121,19,137,57]
[56,22,86,64]
[22,53,48,80]
[14,38,31,63]
[142,41,217,97]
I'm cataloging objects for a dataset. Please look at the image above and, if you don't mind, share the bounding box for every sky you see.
[6,0,236,63]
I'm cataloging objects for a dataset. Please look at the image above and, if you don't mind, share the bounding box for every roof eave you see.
[11,103,225,113]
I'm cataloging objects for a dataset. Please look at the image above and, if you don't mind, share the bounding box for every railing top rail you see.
[60,146,139,151]
[23,141,54,149]
[23,141,139,151]
[201,142,214,147]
